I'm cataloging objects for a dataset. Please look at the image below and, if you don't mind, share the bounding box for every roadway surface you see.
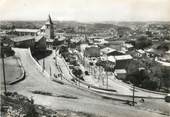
[40,49,170,115]
[4,48,169,117]
[57,50,165,98]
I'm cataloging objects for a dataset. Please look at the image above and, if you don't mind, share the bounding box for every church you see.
[10,15,55,49]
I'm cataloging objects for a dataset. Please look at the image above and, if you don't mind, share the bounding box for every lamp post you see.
[1,42,7,95]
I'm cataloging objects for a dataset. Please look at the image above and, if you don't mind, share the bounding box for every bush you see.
[26,104,38,117]
[142,80,158,91]
[135,36,152,49]
[126,70,149,87]
[85,71,89,75]
[72,68,83,78]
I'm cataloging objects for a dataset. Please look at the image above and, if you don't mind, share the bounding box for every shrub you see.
[142,80,158,91]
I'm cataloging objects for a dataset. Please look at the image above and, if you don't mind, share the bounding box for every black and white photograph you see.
[0,0,170,116]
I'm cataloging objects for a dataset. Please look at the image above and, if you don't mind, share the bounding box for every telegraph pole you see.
[132,84,135,106]
[43,58,45,72]
[1,42,7,95]
[106,70,108,88]
[50,66,52,76]
[106,55,108,89]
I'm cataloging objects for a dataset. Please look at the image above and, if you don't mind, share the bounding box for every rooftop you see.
[114,55,133,60]
[115,69,127,74]
[35,35,44,42]
[101,47,116,54]
[10,36,35,42]
[15,28,39,33]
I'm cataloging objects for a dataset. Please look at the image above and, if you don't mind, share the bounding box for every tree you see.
[142,79,158,90]
[161,67,170,92]
[126,70,149,87]
[135,36,152,49]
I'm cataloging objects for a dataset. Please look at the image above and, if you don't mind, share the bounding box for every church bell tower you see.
[45,14,54,39]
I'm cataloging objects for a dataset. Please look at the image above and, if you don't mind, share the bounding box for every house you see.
[10,36,35,48]
[14,28,39,36]
[100,47,116,55]
[107,51,125,56]
[114,69,127,80]
[10,35,47,50]
[84,47,100,58]
[114,54,133,69]
[136,49,145,57]
[124,43,134,50]
[35,35,46,50]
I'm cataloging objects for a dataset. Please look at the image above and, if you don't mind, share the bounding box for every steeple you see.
[48,14,53,25]
[45,14,54,39]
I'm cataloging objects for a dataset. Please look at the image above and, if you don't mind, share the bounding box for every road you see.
[5,48,169,117]
[72,50,166,98]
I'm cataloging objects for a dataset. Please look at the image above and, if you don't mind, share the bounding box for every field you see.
[0,56,22,89]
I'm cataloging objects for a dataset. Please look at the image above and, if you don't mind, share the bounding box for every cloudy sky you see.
[0,0,170,22]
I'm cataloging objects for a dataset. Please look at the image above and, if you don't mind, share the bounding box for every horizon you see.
[0,0,170,22]
[1,19,170,24]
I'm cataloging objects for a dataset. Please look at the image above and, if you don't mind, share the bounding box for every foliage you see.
[126,70,150,87]
[25,104,39,117]
[72,67,83,80]
[59,46,68,54]
[85,71,89,75]
[134,36,152,49]
[141,79,158,90]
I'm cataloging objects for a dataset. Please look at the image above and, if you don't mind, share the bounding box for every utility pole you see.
[106,55,108,89]
[132,84,135,106]
[1,42,7,95]
[50,66,52,76]
[106,70,108,88]
[43,58,45,72]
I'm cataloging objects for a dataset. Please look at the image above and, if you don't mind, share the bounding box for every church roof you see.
[10,36,35,42]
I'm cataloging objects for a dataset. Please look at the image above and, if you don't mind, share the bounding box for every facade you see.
[35,35,46,50]
[40,15,54,39]
[14,28,39,36]
[10,35,46,50]
[114,69,127,80]
[114,55,133,69]
[10,36,35,48]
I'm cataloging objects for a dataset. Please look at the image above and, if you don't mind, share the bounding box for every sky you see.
[0,0,170,22]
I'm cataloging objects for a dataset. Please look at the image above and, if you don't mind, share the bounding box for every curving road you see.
[57,51,165,98]
[6,48,169,117]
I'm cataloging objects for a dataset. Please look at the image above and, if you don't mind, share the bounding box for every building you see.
[100,47,116,55]
[114,69,127,80]
[10,36,35,48]
[114,54,133,69]
[14,28,39,36]
[35,35,46,50]
[84,47,100,58]
[40,14,55,39]
[10,35,46,50]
